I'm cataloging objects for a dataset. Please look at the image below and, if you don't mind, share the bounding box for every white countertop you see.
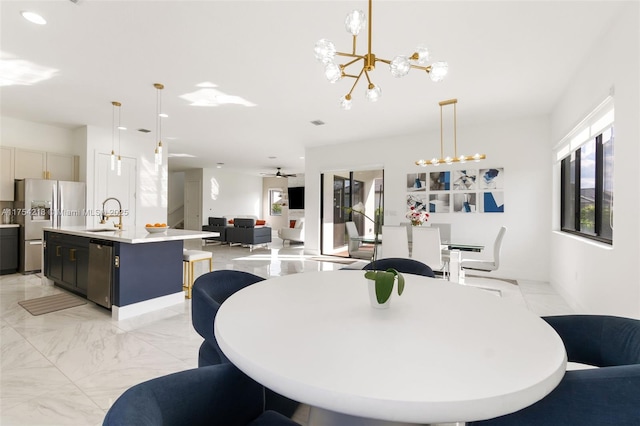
[0,224,20,228]
[215,270,567,424]
[44,226,219,244]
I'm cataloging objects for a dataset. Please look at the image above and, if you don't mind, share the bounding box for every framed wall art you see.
[407,167,505,214]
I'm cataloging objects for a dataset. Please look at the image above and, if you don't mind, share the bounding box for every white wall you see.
[200,168,263,225]
[0,116,79,154]
[549,3,640,317]
[305,115,551,281]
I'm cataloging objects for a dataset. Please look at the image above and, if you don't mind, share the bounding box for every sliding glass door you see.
[321,169,383,257]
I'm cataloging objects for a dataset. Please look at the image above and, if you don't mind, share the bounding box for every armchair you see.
[202,217,228,243]
[363,258,435,278]
[103,363,299,426]
[278,219,304,244]
[469,314,640,425]
[191,270,300,418]
[226,218,272,250]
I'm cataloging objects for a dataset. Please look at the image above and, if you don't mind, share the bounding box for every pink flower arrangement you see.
[406,206,429,226]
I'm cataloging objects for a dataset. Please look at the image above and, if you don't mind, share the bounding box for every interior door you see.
[184,179,202,231]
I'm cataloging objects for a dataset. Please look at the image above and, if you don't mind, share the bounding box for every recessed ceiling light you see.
[21,11,46,25]
[117,126,127,130]
[168,153,196,158]
[158,113,168,118]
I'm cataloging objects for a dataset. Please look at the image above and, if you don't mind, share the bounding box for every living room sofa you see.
[226,218,272,250]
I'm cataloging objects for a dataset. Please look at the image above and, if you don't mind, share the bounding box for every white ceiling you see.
[0,0,623,176]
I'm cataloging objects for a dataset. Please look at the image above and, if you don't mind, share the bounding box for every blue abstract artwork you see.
[481,192,505,213]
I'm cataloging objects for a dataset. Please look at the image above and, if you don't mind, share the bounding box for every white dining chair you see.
[430,223,451,244]
[345,221,374,260]
[461,226,507,273]
[378,226,409,259]
[411,226,447,278]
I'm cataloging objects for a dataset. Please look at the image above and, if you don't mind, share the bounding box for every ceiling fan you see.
[261,167,297,178]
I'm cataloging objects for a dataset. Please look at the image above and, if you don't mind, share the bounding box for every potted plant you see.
[346,202,404,308]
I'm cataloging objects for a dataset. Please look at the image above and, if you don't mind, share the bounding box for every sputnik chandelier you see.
[416,98,485,167]
[314,0,448,110]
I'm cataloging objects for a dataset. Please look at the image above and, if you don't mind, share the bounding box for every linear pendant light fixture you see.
[110,101,119,171]
[314,0,448,110]
[154,83,165,171]
[415,99,486,167]
[116,102,123,176]
[110,101,124,175]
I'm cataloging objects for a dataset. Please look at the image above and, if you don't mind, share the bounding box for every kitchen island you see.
[43,226,219,320]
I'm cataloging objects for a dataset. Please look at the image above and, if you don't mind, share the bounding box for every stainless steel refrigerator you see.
[15,179,86,273]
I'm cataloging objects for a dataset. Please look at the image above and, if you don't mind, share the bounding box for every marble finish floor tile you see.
[1,383,105,426]
[0,240,574,425]
[1,363,73,410]
[26,318,125,358]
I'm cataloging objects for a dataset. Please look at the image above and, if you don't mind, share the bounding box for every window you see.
[269,188,284,216]
[558,99,614,244]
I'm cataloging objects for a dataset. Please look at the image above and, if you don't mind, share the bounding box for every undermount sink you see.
[85,228,122,233]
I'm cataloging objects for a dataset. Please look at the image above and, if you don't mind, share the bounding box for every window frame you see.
[559,129,613,245]
[556,96,614,245]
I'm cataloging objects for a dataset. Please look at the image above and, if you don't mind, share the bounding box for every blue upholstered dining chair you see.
[469,315,640,426]
[191,270,299,418]
[363,257,435,278]
[103,363,300,426]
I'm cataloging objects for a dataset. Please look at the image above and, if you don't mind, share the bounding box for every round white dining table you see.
[214,270,566,425]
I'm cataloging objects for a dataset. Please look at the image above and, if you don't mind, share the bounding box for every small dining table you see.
[215,270,567,426]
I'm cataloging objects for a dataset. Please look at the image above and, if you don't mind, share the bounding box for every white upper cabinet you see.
[45,152,77,181]
[14,149,46,180]
[3,147,79,201]
[14,149,78,181]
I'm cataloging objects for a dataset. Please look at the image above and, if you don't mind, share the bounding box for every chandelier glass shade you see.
[415,99,486,167]
[154,83,164,172]
[315,0,448,109]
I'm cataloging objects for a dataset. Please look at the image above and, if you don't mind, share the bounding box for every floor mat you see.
[18,293,87,316]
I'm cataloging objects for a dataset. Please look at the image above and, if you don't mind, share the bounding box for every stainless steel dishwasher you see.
[88,239,114,308]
